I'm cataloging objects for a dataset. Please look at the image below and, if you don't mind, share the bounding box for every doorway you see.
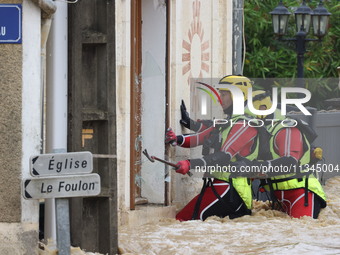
[130,0,169,208]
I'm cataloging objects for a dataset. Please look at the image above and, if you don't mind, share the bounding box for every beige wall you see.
[0,0,23,223]
[0,0,41,253]
[169,0,232,209]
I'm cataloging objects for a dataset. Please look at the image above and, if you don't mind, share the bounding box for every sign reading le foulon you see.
[23,174,101,199]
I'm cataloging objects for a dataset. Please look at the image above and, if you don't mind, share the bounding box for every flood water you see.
[118,177,340,255]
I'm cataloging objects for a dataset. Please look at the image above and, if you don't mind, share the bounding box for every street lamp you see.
[294,1,312,34]
[312,1,331,39]
[270,1,291,36]
[270,0,331,81]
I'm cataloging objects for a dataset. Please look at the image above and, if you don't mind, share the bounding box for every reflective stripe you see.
[290,193,305,212]
[234,203,243,212]
[199,185,230,220]
[201,157,207,167]
[212,183,230,186]
[274,133,279,152]
[285,128,291,157]
[179,135,185,146]
[222,125,250,153]
[197,123,204,132]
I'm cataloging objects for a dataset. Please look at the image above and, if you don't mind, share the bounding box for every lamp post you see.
[270,0,331,83]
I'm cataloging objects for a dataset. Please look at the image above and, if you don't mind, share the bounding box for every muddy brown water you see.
[118,177,340,255]
[38,177,340,254]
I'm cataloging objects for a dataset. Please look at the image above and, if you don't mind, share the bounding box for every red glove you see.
[165,128,177,146]
[176,160,190,175]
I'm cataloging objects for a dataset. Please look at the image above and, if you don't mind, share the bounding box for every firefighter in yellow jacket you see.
[234,90,326,219]
[165,75,258,221]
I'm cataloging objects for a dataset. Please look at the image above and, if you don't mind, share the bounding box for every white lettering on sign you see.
[0,26,5,36]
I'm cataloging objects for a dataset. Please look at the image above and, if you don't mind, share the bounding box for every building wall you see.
[169,0,233,209]
[115,0,132,224]
[0,0,41,253]
[0,0,23,223]
[116,0,234,225]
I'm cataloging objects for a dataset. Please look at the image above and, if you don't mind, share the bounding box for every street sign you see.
[0,4,22,43]
[30,151,93,177]
[22,174,101,199]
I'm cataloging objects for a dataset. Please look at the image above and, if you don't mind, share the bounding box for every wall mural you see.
[182,0,210,85]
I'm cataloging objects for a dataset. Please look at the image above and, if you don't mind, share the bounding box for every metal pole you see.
[55,199,71,255]
[46,1,69,253]
[297,52,304,79]
[295,29,307,89]
[233,0,243,75]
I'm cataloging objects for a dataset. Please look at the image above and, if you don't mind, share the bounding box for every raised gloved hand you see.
[175,160,191,175]
[180,100,191,128]
[165,128,177,146]
[179,100,201,131]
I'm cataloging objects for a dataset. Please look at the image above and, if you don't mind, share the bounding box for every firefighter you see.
[234,90,327,219]
[165,75,259,221]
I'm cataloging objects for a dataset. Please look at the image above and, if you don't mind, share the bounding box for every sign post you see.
[22,151,100,255]
[56,198,70,255]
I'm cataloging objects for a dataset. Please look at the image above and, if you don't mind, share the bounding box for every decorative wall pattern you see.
[182,0,210,84]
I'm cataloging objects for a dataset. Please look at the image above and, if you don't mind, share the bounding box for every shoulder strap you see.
[290,117,318,144]
[257,126,273,160]
[192,178,208,220]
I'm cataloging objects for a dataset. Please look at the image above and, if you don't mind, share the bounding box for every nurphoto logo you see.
[212,86,311,128]
[223,86,312,116]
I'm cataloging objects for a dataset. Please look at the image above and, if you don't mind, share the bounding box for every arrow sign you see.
[30,151,93,177]
[22,174,101,199]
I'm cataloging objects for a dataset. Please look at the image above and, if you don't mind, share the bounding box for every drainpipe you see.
[30,0,56,19]
[45,0,68,155]
[30,0,57,248]
[35,0,68,250]
[41,19,52,152]
[31,0,57,155]
[41,17,56,248]
[45,1,68,249]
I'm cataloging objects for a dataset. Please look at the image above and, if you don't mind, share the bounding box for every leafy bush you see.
[243,0,340,109]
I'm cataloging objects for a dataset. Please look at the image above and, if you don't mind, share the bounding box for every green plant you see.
[243,0,340,109]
